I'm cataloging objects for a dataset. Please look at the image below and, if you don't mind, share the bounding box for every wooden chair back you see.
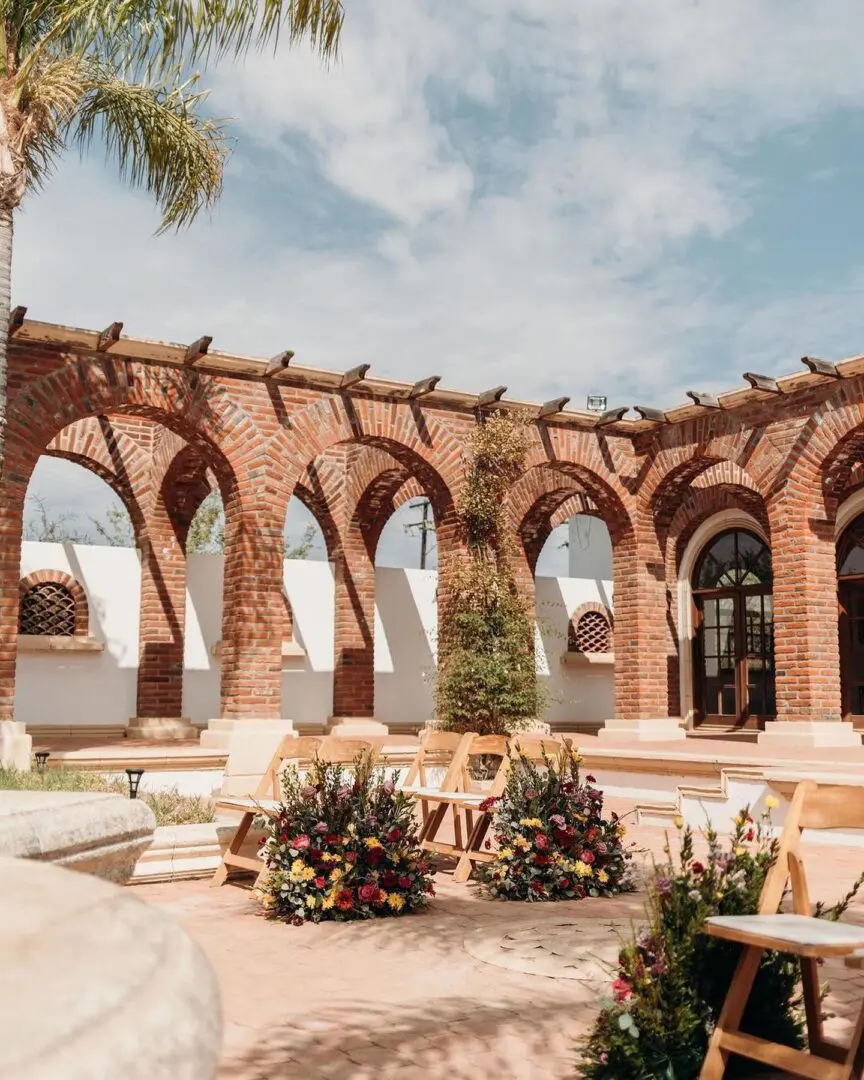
[509,734,572,767]
[315,737,379,765]
[456,734,511,796]
[403,730,470,790]
[759,781,864,916]
[254,735,323,800]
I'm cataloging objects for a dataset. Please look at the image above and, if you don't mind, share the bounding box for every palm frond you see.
[15,53,90,188]
[71,68,228,231]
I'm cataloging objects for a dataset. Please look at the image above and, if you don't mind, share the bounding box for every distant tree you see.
[186,491,318,558]
[23,494,84,542]
[88,506,136,547]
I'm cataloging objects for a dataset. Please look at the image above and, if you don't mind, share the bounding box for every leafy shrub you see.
[578,802,864,1079]
[0,765,215,826]
[477,749,634,901]
[257,752,435,924]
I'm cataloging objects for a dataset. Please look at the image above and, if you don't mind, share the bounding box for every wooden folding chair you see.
[211,736,378,889]
[418,734,512,884]
[510,733,572,767]
[401,730,475,827]
[699,781,864,1080]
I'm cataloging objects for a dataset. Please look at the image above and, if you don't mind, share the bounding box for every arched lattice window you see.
[567,604,613,654]
[18,570,89,637]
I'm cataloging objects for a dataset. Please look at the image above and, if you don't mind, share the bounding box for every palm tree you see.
[0,0,344,472]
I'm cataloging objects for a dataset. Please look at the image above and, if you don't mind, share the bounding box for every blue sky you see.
[18,0,864,570]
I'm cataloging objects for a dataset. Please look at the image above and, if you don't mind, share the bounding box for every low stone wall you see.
[0,790,156,883]
[0,855,221,1079]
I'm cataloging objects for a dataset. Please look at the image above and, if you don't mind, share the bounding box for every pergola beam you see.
[594,406,629,427]
[686,390,721,409]
[537,396,570,420]
[407,375,441,399]
[634,405,667,423]
[9,306,26,336]
[184,335,213,366]
[340,363,371,389]
[96,321,123,352]
[801,355,841,379]
[476,385,508,409]
[743,372,782,393]
[264,350,295,377]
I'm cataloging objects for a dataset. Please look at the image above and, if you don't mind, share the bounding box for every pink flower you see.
[692,861,705,875]
[611,978,632,1002]
[580,850,595,864]
[398,875,412,888]
[549,814,566,827]
[314,876,326,889]
[358,883,378,903]
[535,833,549,850]
[524,789,537,800]
[313,822,328,834]
[386,827,402,843]
[382,779,396,796]
[293,835,310,851]
[301,785,316,799]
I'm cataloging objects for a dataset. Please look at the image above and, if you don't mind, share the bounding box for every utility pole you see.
[404,499,435,569]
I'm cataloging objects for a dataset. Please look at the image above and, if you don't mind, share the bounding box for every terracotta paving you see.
[134,817,864,1080]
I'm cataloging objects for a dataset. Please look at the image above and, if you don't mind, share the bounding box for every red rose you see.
[586,826,600,843]
[611,978,632,1002]
[293,835,310,851]
[586,775,597,784]
[419,860,430,874]
[366,847,385,865]
[553,829,570,844]
[386,827,402,843]
[530,881,545,895]
[314,877,326,889]
[692,861,705,875]
[358,883,378,902]
[580,850,595,864]
[478,796,500,812]
[336,889,353,911]
[559,878,571,889]
[324,834,341,846]
[535,834,549,850]
[381,871,399,888]
[309,849,321,861]
[534,854,552,867]
[745,828,755,842]
[398,875,412,888]
[344,850,357,863]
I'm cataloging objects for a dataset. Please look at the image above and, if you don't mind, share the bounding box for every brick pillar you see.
[599,523,685,742]
[0,485,32,767]
[127,497,196,740]
[329,535,386,735]
[759,498,857,747]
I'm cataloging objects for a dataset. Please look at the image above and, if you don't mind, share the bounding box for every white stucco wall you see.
[15,541,614,730]
[567,515,613,583]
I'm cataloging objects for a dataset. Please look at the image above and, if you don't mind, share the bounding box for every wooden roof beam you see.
[595,406,629,427]
[184,335,213,366]
[407,375,441,399]
[634,405,667,423]
[340,363,370,389]
[264,350,295,377]
[743,372,782,393]
[9,305,26,336]
[96,321,123,352]
[801,355,841,379]
[686,390,721,409]
[537,396,570,420]
[476,385,508,409]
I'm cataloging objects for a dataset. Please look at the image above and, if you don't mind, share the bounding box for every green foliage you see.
[0,765,215,825]
[578,806,864,1079]
[257,752,434,923]
[478,750,634,902]
[88,505,136,547]
[436,412,545,735]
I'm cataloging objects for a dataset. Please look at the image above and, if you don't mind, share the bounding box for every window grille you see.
[19,583,77,636]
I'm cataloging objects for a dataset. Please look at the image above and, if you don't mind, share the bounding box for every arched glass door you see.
[837,514,864,719]
[692,528,775,725]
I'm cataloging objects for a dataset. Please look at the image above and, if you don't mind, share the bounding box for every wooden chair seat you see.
[408,787,486,805]
[706,914,864,958]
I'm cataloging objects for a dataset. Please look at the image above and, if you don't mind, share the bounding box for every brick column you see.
[599,524,685,742]
[329,537,386,735]
[759,499,856,747]
[127,497,196,740]
[0,486,32,767]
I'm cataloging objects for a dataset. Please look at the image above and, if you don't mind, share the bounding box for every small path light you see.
[34,751,50,773]
[125,768,145,799]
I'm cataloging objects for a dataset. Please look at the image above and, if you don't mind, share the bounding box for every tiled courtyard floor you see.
[135,819,864,1080]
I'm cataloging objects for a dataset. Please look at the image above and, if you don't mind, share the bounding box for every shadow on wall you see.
[375,567,437,728]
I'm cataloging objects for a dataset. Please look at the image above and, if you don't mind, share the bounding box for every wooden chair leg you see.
[841,998,864,1079]
[453,813,491,884]
[699,945,763,1080]
[801,956,826,1056]
[211,812,254,887]
[419,801,448,846]
[210,860,230,887]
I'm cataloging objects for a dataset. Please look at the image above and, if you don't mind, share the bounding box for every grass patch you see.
[0,766,216,826]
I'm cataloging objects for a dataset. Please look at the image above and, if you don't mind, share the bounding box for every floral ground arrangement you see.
[578,802,864,1079]
[257,752,435,923]
[477,748,634,901]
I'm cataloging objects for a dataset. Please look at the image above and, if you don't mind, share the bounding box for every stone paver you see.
[134,819,864,1079]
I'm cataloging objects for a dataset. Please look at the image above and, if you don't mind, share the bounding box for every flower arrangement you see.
[578,798,864,1079]
[256,751,435,924]
[477,748,634,901]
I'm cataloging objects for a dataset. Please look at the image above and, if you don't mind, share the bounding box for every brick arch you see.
[567,600,613,653]
[18,569,89,636]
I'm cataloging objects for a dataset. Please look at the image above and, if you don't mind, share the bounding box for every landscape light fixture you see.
[125,768,145,799]
[586,395,607,412]
[34,751,49,773]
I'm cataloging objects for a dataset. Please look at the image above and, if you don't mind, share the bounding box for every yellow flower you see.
[673,815,685,830]
[386,893,406,912]
[765,795,779,810]
[573,860,593,878]
[617,824,627,836]
[597,869,609,884]
[306,895,318,909]
[289,858,311,883]
[329,867,343,882]
[498,848,514,860]
[513,835,531,850]
[322,894,335,910]
[735,847,745,857]
[364,837,383,849]
[519,818,544,828]
[715,890,724,900]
